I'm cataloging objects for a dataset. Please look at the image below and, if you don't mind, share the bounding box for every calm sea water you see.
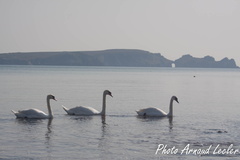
[0,65,240,160]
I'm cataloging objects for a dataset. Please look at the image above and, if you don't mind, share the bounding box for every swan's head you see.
[172,96,179,103]
[104,90,113,97]
[47,94,57,101]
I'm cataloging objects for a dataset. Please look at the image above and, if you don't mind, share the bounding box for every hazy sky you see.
[1,0,240,65]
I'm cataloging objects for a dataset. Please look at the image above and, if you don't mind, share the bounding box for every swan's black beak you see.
[174,97,179,103]
[109,92,113,97]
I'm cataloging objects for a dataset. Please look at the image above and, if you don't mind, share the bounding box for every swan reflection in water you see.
[137,114,174,131]
[98,114,110,156]
[14,117,54,159]
[14,118,53,140]
[14,117,46,131]
[69,114,107,124]
[45,118,53,141]
[44,118,54,160]
[101,115,106,124]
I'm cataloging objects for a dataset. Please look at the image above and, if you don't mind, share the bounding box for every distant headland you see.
[0,49,238,68]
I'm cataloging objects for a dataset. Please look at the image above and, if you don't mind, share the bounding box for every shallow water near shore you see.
[0,65,240,159]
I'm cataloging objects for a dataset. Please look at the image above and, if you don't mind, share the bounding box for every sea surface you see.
[0,65,240,160]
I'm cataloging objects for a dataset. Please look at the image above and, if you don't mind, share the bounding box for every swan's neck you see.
[167,98,174,117]
[101,93,107,115]
[47,97,53,118]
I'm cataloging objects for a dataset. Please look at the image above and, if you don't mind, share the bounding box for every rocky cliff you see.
[0,49,238,68]
[174,54,238,68]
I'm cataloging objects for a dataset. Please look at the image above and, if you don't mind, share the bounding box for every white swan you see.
[136,96,179,117]
[63,90,112,116]
[12,95,57,119]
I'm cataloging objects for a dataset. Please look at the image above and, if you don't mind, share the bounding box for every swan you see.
[136,96,179,117]
[63,90,112,116]
[12,95,57,119]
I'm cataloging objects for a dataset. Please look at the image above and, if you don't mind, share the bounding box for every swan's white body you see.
[136,107,168,117]
[63,106,100,115]
[63,90,112,116]
[12,95,56,119]
[136,96,179,117]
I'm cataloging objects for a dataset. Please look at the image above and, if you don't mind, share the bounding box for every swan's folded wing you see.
[13,108,47,118]
[67,106,100,115]
[136,107,167,116]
